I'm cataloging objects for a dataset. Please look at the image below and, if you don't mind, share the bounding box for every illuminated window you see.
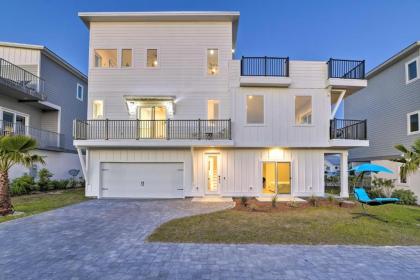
[246,95,264,124]
[92,100,104,119]
[207,49,219,75]
[147,49,158,67]
[207,100,220,120]
[94,49,117,68]
[295,96,312,125]
[121,49,132,67]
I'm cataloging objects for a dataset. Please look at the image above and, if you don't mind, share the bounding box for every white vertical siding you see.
[0,46,40,75]
[193,148,326,197]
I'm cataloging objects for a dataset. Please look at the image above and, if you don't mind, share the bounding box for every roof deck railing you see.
[241,56,289,77]
[0,58,46,100]
[327,58,365,79]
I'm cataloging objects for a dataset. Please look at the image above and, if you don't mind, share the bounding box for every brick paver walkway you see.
[0,199,418,279]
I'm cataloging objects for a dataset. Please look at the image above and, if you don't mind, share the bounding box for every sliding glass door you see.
[262,162,291,195]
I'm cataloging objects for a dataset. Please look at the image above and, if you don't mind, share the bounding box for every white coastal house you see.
[74,11,368,199]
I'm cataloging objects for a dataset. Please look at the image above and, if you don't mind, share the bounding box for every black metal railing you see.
[330,119,367,140]
[0,58,46,100]
[73,119,232,140]
[327,58,365,79]
[0,120,64,150]
[241,56,289,77]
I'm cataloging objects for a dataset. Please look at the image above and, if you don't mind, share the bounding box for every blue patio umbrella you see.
[350,163,393,174]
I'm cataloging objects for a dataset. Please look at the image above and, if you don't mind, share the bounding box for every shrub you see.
[271,195,277,208]
[37,168,54,192]
[367,187,385,198]
[327,195,336,204]
[392,189,418,205]
[50,179,69,190]
[10,174,35,196]
[240,196,248,207]
[66,178,78,189]
[372,178,395,197]
[308,195,318,207]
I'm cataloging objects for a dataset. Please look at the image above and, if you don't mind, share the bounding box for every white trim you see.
[245,94,265,125]
[0,106,30,126]
[407,110,420,135]
[204,153,221,195]
[330,90,346,119]
[405,57,419,84]
[76,83,84,101]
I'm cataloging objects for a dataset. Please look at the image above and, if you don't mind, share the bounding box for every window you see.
[407,111,419,135]
[207,100,220,120]
[147,49,158,67]
[0,108,28,134]
[92,100,104,119]
[76,84,84,101]
[94,49,117,68]
[207,49,219,75]
[121,49,132,67]
[295,96,312,125]
[406,58,418,83]
[246,95,264,124]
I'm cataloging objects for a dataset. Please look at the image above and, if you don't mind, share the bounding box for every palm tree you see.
[0,135,44,215]
[392,138,420,182]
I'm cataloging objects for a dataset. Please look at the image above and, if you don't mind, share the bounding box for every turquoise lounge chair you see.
[354,187,399,214]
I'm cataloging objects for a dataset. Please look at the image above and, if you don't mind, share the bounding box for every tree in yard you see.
[0,135,44,215]
[392,138,420,182]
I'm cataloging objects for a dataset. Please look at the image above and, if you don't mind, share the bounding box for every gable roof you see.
[0,41,87,82]
[78,11,240,50]
[367,41,420,79]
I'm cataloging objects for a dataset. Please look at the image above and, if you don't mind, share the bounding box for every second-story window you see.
[207,49,219,75]
[207,100,220,120]
[147,49,158,67]
[406,58,418,83]
[121,49,132,67]
[295,96,312,125]
[407,110,419,135]
[246,95,264,124]
[92,100,104,119]
[94,49,117,68]
[76,84,84,101]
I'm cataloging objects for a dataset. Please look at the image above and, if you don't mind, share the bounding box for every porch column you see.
[340,151,349,198]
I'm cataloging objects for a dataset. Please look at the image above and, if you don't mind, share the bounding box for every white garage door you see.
[101,162,184,198]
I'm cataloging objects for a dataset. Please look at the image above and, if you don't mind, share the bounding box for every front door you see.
[262,162,291,195]
[139,106,167,138]
[205,154,220,194]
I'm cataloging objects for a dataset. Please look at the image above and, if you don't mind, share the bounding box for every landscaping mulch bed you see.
[233,197,355,212]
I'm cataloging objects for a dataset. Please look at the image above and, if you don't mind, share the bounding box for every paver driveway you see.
[0,199,419,280]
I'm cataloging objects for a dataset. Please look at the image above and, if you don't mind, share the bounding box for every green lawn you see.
[0,188,89,223]
[148,204,420,245]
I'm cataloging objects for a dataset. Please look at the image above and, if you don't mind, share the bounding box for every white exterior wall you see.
[0,46,41,76]
[86,148,192,197]
[9,150,81,180]
[371,159,420,204]
[87,21,232,120]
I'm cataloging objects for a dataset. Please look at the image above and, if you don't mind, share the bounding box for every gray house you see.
[345,41,420,200]
[0,42,87,179]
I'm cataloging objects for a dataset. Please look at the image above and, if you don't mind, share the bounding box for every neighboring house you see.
[74,11,368,199]
[0,42,88,179]
[325,154,341,176]
[345,41,420,200]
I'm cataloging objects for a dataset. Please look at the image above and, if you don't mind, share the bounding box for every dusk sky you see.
[2,0,420,75]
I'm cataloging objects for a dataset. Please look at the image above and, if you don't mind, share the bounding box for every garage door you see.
[101,162,184,198]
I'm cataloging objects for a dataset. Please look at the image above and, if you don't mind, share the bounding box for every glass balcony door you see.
[138,106,167,139]
[262,162,291,195]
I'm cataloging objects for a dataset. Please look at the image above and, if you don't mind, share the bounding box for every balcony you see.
[73,119,232,146]
[326,58,367,93]
[1,120,65,151]
[330,119,367,140]
[0,58,46,101]
[240,56,291,87]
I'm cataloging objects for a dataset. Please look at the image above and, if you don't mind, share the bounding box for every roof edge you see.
[0,41,87,82]
[367,41,420,79]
